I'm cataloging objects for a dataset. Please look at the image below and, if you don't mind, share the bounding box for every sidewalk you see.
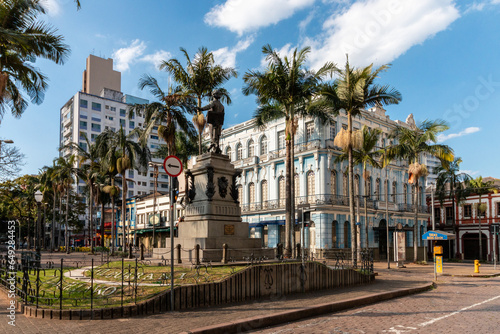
[1,260,498,334]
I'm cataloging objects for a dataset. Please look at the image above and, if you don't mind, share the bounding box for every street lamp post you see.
[35,190,43,258]
[149,162,160,250]
[384,147,390,269]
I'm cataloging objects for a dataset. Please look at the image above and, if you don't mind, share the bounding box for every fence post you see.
[59,259,63,312]
[121,258,124,314]
[36,266,40,308]
[222,244,228,264]
[140,244,144,261]
[195,244,200,265]
[134,258,138,305]
[176,244,182,264]
[91,258,94,314]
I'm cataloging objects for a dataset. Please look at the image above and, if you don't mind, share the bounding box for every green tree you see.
[243,44,335,257]
[314,57,401,263]
[389,119,453,262]
[160,47,237,155]
[96,127,150,254]
[130,75,197,155]
[467,176,496,260]
[0,0,69,121]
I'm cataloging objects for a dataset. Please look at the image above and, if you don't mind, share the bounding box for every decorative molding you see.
[205,167,215,201]
[186,170,196,203]
[218,176,229,198]
[230,171,242,203]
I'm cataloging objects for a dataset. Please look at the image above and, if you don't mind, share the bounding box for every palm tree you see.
[389,119,454,262]
[0,0,69,121]
[96,127,150,254]
[130,75,197,156]
[315,57,402,264]
[243,44,335,257]
[468,176,496,260]
[160,47,237,155]
[53,155,78,253]
[337,126,381,252]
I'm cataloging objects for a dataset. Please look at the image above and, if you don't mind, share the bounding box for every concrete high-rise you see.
[59,55,168,246]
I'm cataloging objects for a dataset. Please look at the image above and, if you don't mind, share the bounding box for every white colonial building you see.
[219,105,431,260]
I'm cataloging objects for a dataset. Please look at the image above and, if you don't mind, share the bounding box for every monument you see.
[155,90,274,262]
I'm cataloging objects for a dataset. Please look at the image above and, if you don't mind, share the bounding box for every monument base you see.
[153,152,274,262]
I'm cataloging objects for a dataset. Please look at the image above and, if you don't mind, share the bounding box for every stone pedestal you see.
[154,152,274,262]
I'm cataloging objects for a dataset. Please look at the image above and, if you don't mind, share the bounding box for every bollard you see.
[176,244,182,264]
[222,243,228,264]
[277,243,283,259]
[140,244,144,260]
[195,244,200,265]
[474,259,481,273]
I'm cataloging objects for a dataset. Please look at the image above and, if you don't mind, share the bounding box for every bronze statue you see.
[198,89,224,153]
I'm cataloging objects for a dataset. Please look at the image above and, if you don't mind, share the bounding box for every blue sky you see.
[1,0,499,178]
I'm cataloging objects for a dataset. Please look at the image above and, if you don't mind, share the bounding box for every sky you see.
[1,0,500,179]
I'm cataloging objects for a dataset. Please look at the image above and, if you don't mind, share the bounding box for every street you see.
[251,273,500,333]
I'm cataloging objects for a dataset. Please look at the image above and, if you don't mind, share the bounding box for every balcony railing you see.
[398,203,430,213]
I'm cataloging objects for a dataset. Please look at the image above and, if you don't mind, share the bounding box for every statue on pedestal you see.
[198,89,224,154]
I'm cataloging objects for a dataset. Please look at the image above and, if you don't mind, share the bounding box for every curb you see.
[183,282,434,334]
[440,273,500,278]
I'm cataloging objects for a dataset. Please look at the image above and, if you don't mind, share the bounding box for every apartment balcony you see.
[324,139,343,151]
[398,203,430,213]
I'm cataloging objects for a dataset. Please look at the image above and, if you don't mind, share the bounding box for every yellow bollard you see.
[474,259,481,273]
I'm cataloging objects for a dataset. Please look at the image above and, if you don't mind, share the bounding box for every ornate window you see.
[247,139,255,158]
[376,178,381,200]
[307,171,315,203]
[278,131,285,150]
[294,173,300,199]
[332,220,338,248]
[237,185,243,203]
[354,174,360,197]
[330,121,337,139]
[261,180,268,203]
[306,121,315,142]
[404,184,408,204]
[225,146,232,160]
[330,170,337,196]
[278,176,285,207]
[392,181,397,203]
[236,143,243,160]
[249,182,255,204]
[260,136,268,155]
[367,177,372,199]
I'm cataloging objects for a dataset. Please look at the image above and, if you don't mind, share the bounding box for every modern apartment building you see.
[219,104,431,261]
[59,55,169,246]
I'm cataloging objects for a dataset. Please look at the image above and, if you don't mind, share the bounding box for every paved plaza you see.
[1,256,499,333]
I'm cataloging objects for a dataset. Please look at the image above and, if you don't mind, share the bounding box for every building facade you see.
[59,55,169,246]
[432,177,500,260]
[219,105,431,260]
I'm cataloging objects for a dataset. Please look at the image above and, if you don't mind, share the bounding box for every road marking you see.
[382,325,417,333]
[419,294,500,327]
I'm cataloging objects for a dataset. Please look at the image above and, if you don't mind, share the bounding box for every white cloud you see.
[458,170,479,176]
[205,0,315,35]
[437,127,481,142]
[212,36,255,68]
[140,50,172,69]
[306,0,460,69]
[41,0,61,16]
[112,40,147,72]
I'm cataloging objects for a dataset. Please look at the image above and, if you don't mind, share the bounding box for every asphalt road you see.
[251,274,500,334]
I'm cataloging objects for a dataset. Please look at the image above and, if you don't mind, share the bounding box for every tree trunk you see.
[42,204,47,250]
[58,195,63,248]
[65,188,70,254]
[51,190,57,252]
[284,128,292,257]
[478,194,482,260]
[291,129,296,258]
[101,201,105,247]
[414,178,419,263]
[89,187,94,253]
[122,173,128,254]
[348,113,356,266]
[364,176,369,249]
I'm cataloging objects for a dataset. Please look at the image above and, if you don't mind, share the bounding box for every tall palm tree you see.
[160,47,237,155]
[468,176,496,260]
[315,57,402,264]
[0,0,69,121]
[337,126,382,253]
[53,155,78,253]
[243,44,335,257]
[97,127,150,254]
[389,119,454,262]
[130,75,197,156]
